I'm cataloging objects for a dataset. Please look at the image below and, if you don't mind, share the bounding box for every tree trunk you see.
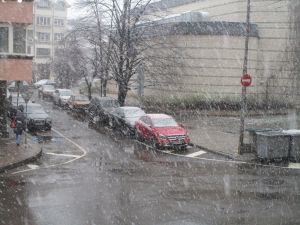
[118,82,128,106]
[103,80,107,97]
[0,81,9,138]
[87,84,92,100]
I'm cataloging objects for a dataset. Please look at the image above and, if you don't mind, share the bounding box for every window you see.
[36,16,51,26]
[36,48,50,57]
[27,46,32,55]
[27,30,33,42]
[54,19,64,27]
[0,27,8,53]
[37,0,50,8]
[37,32,50,42]
[54,1,65,10]
[13,26,26,54]
[54,33,63,41]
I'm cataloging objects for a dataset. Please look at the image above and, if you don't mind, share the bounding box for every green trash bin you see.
[246,128,281,153]
[256,131,290,160]
[282,130,300,162]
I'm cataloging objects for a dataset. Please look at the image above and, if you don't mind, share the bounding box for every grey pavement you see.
[0,128,42,172]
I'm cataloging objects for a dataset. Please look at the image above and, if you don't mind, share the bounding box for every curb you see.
[0,143,43,174]
[190,142,237,160]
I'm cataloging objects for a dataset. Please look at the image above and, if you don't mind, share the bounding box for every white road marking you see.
[137,141,300,170]
[27,164,39,170]
[186,150,206,158]
[45,152,81,158]
[12,128,87,175]
[288,163,300,169]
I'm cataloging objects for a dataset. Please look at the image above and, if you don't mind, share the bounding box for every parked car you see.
[135,114,190,149]
[109,106,146,136]
[8,93,26,118]
[34,79,56,88]
[26,103,52,132]
[53,89,73,107]
[38,84,55,99]
[87,96,120,127]
[67,94,90,110]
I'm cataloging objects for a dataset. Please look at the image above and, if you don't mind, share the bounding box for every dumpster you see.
[246,128,281,153]
[256,131,290,160]
[283,130,300,162]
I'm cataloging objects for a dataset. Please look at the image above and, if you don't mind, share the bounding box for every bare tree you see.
[75,0,185,105]
[52,32,83,88]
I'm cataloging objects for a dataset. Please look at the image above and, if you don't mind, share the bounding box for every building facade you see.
[140,0,300,105]
[28,0,68,81]
[0,0,33,137]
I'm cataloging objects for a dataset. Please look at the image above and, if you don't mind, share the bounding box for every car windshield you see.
[26,105,45,114]
[11,97,25,104]
[60,91,72,96]
[152,117,178,127]
[100,99,119,107]
[74,96,89,101]
[124,108,145,118]
[44,85,55,91]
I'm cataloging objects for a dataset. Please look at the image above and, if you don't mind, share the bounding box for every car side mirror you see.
[179,123,185,128]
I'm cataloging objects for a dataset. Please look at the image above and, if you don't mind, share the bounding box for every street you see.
[1,99,300,225]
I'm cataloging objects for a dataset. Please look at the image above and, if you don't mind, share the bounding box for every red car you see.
[135,114,190,149]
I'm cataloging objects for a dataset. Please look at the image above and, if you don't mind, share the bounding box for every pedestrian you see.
[14,105,25,146]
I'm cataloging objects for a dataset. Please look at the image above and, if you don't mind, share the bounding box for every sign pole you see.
[238,0,251,155]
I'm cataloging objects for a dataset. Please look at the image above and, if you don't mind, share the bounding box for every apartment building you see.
[0,0,33,137]
[28,0,69,80]
[141,0,300,104]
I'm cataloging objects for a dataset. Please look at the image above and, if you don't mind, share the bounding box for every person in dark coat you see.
[15,105,25,146]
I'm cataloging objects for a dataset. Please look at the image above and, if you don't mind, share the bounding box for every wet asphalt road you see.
[1,99,300,225]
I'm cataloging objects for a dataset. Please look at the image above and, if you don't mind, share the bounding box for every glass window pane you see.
[13,26,26,54]
[0,27,8,52]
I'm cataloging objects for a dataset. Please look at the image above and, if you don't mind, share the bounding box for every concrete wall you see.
[143,34,258,98]
[143,0,298,103]
[0,2,33,24]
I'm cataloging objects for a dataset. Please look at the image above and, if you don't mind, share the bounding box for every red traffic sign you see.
[241,74,252,87]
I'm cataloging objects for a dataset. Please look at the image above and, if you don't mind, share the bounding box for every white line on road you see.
[12,128,87,175]
[45,152,81,158]
[137,141,300,170]
[186,150,206,158]
[27,164,39,170]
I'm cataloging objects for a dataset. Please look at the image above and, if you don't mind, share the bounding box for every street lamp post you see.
[238,0,251,154]
[21,87,34,147]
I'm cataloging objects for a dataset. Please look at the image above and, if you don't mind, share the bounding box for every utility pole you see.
[238,0,251,154]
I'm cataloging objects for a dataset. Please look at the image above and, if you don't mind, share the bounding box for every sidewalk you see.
[183,112,299,160]
[0,129,42,173]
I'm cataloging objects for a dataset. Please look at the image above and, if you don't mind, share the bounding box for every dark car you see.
[109,106,145,136]
[8,93,26,118]
[88,97,120,128]
[26,103,52,132]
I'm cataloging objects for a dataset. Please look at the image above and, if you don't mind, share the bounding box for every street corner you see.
[0,137,42,174]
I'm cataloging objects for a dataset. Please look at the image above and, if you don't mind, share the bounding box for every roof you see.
[142,21,259,38]
[56,89,72,92]
[146,0,199,13]
[147,113,172,119]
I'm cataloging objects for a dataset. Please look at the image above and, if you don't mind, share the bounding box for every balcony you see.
[0,1,33,24]
[0,55,33,81]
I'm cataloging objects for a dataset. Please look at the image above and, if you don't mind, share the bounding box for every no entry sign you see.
[241,74,252,87]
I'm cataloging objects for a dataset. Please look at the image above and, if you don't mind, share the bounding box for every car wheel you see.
[108,118,115,129]
[150,138,158,149]
[135,130,144,142]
